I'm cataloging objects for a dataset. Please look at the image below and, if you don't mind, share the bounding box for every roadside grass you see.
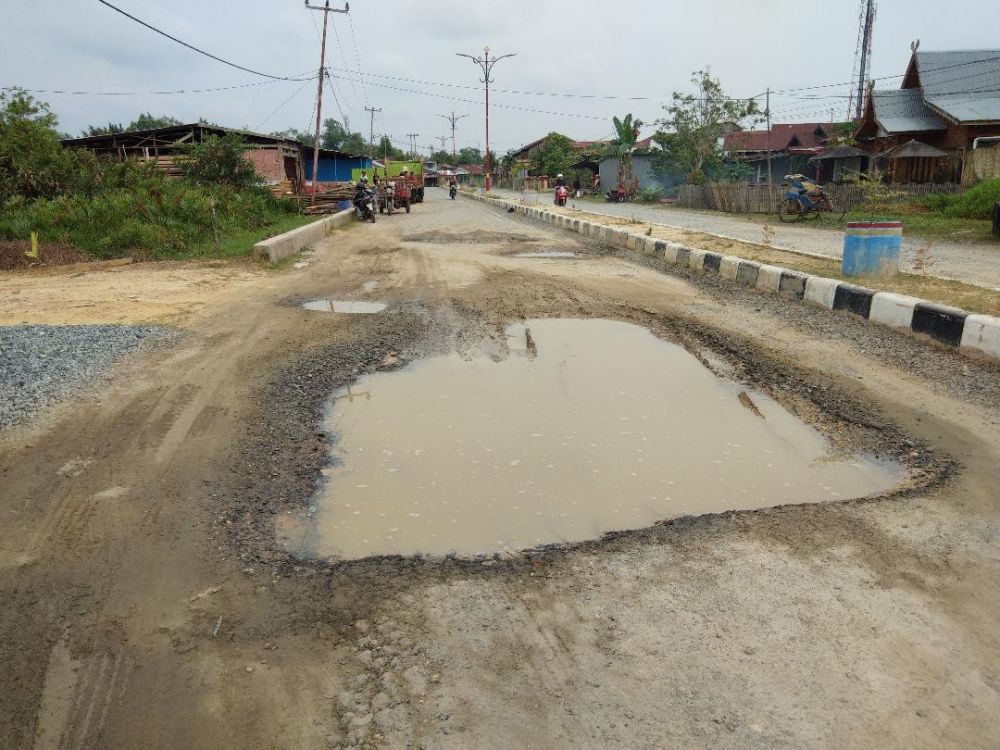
[551,206,1000,317]
[185,213,316,260]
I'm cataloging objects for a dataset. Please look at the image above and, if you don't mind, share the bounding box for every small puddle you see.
[514,251,578,259]
[302,299,388,314]
[293,319,903,560]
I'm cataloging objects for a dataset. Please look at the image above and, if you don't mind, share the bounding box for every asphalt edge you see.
[467,192,1000,363]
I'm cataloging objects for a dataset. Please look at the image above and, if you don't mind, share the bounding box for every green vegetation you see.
[82,113,183,137]
[923,178,1000,220]
[653,69,761,184]
[637,186,664,203]
[0,89,303,263]
[603,114,642,197]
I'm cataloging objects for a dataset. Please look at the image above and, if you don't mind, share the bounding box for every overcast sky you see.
[3,0,997,154]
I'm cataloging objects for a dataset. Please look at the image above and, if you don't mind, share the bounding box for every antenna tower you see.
[847,0,877,121]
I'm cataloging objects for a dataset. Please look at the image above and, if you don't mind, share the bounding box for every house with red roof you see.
[722,123,845,183]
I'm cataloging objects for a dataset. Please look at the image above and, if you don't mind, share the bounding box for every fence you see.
[962,146,1000,184]
[677,182,963,214]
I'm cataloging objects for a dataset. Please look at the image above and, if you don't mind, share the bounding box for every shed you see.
[302,149,373,183]
[878,139,954,183]
[808,144,870,182]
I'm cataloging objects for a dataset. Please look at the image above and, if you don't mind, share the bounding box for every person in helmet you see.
[555,173,566,188]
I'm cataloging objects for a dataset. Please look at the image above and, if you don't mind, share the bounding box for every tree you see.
[0,87,74,201]
[602,114,643,196]
[457,146,483,165]
[530,133,576,177]
[376,135,404,160]
[429,149,452,164]
[653,69,761,183]
[82,113,181,137]
[342,131,368,156]
[271,127,314,146]
[176,133,261,188]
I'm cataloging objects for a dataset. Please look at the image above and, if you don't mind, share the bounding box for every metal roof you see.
[879,139,951,159]
[871,89,946,134]
[913,50,1000,123]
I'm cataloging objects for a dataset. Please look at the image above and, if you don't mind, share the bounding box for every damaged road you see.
[2,190,999,749]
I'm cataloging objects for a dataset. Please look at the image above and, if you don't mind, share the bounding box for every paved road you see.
[492,188,1000,289]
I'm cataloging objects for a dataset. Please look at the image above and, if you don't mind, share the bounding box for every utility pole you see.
[406,133,419,159]
[765,87,772,186]
[439,111,468,181]
[304,0,348,206]
[365,106,381,159]
[457,48,516,191]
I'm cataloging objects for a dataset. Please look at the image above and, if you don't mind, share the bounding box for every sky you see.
[2,0,998,155]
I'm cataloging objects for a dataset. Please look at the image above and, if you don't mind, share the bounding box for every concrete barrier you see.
[869,292,921,330]
[463,191,1000,364]
[804,276,840,309]
[961,314,1000,359]
[252,209,353,264]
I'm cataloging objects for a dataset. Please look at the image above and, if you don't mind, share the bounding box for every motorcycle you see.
[379,181,396,215]
[353,185,377,223]
[776,174,845,222]
[605,187,627,203]
[449,183,457,200]
[554,185,569,207]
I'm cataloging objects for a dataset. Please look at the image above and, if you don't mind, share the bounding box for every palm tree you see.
[606,114,643,196]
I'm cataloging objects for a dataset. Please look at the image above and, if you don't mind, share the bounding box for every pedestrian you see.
[573,176,581,198]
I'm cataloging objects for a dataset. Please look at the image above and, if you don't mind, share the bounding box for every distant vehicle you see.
[554,185,569,206]
[354,160,425,204]
[449,183,458,199]
[605,186,627,203]
[354,184,377,223]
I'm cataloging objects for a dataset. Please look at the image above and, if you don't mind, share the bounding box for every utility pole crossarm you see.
[456,48,515,191]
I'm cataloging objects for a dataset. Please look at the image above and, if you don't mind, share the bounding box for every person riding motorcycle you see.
[448,176,458,199]
[555,173,566,189]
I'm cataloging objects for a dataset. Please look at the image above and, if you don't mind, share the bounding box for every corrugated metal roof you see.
[914,50,1000,123]
[872,89,946,133]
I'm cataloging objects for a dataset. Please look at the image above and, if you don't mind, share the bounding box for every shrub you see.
[637,186,664,203]
[922,179,1000,220]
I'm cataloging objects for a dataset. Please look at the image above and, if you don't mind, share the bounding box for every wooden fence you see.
[677,182,963,214]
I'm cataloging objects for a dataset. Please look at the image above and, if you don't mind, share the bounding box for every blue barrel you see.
[842,221,902,277]
[338,199,351,211]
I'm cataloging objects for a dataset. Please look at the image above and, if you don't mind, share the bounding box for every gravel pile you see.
[0,324,176,430]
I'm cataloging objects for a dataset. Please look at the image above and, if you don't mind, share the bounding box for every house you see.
[597,138,683,195]
[61,122,374,193]
[62,123,305,191]
[854,46,1000,183]
[722,123,843,183]
[507,133,611,189]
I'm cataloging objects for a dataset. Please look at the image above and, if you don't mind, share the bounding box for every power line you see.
[95,0,306,81]
[255,76,314,131]
[346,13,369,106]
[1,78,316,97]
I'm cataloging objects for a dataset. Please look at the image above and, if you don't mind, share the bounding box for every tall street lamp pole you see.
[457,48,515,192]
[304,0,349,207]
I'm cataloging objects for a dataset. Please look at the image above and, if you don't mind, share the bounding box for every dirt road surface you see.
[492,188,1000,290]
[2,187,999,749]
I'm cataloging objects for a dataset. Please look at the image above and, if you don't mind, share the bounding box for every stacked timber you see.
[299,182,355,214]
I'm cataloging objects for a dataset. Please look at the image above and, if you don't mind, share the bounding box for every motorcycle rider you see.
[448,176,458,199]
[554,173,566,189]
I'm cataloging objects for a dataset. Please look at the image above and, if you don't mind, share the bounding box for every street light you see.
[456,48,515,192]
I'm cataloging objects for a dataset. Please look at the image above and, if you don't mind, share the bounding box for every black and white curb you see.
[468,193,1000,363]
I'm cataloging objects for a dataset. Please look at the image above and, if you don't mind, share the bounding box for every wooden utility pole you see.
[305,0,348,206]
[457,48,515,191]
[438,111,468,180]
[365,106,382,159]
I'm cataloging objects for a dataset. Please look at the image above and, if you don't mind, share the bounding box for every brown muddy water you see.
[302,299,388,313]
[287,319,904,560]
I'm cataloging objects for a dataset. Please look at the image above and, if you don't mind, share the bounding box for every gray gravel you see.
[0,324,176,430]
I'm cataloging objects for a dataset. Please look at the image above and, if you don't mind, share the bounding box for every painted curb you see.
[465,192,1000,364]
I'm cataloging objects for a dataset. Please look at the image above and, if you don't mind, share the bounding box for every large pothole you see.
[278,318,905,560]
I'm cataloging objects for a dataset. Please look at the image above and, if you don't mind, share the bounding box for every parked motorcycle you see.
[354,185,377,223]
[379,181,396,215]
[449,183,458,200]
[605,187,627,203]
[554,185,569,206]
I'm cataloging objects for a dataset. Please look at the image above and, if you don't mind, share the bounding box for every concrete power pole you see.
[304,0,349,206]
[439,111,468,182]
[365,106,381,159]
[406,133,419,159]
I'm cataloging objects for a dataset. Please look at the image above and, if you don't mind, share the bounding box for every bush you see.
[922,179,1000,219]
[0,160,297,259]
[637,186,664,203]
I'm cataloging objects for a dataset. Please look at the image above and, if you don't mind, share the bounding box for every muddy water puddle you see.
[302,299,388,314]
[292,319,903,560]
